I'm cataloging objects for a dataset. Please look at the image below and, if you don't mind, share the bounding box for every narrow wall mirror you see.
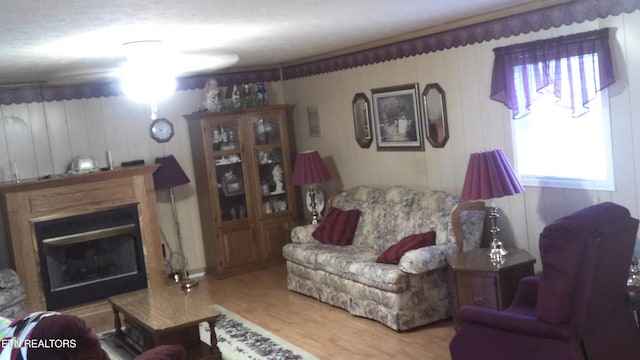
[352,92,373,148]
[422,83,449,148]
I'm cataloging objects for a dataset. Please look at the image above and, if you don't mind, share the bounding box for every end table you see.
[628,290,640,333]
[447,248,536,328]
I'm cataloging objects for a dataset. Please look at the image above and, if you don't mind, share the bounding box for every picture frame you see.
[352,92,373,148]
[307,106,321,137]
[370,83,424,151]
[422,83,449,148]
[222,177,244,196]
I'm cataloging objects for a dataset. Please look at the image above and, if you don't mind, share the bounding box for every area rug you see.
[99,304,318,360]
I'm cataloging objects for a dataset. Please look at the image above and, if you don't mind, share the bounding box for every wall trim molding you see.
[281,0,640,80]
[0,0,637,105]
[0,68,281,106]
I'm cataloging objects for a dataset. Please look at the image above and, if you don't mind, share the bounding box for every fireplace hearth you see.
[35,205,147,310]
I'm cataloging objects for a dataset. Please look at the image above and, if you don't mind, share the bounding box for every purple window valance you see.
[490,28,615,119]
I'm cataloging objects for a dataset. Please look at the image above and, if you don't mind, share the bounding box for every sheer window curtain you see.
[490,28,615,119]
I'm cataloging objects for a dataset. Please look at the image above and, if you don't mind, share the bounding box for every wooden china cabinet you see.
[184,105,299,278]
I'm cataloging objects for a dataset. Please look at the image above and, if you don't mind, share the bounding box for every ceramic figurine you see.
[232,84,241,109]
[203,78,222,112]
[272,165,284,193]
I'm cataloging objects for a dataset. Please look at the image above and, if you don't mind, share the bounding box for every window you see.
[512,88,614,190]
[490,29,616,191]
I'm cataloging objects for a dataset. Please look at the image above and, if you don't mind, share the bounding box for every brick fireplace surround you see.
[0,165,164,328]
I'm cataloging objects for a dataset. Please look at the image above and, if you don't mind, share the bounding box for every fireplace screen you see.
[35,205,147,310]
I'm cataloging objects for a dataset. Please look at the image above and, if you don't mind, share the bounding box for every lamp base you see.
[305,187,326,224]
[629,258,640,287]
[488,240,508,266]
[173,270,188,283]
[174,271,199,290]
[180,278,199,290]
[487,203,508,265]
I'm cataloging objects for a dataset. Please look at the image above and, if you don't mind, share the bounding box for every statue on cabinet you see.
[203,78,222,112]
[272,165,284,193]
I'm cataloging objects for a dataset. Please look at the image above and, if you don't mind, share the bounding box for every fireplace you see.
[0,165,164,317]
[34,205,148,310]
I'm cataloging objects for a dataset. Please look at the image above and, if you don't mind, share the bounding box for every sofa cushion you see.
[312,207,361,245]
[283,242,339,269]
[377,231,436,264]
[314,246,409,292]
[329,186,465,252]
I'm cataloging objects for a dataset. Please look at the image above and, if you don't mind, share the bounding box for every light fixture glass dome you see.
[119,40,177,104]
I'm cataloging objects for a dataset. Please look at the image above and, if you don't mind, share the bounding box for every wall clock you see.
[150,118,174,143]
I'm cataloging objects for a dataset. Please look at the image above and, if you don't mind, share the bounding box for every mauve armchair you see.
[449,202,640,360]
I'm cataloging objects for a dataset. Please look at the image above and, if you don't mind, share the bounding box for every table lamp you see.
[291,150,332,224]
[461,149,524,263]
[153,155,198,290]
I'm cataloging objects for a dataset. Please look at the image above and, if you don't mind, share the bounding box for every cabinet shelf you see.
[254,143,282,152]
[212,148,241,156]
[215,159,242,166]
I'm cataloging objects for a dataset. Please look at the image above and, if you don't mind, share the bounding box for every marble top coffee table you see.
[108,286,221,360]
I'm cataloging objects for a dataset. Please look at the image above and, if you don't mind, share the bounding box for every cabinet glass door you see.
[254,118,280,145]
[210,121,248,222]
[253,118,289,216]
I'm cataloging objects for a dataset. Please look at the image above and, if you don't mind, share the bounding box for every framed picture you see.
[422,83,449,148]
[370,83,424,151]
[352,92,373,148]
[307,106,321,137]
[222,177,244,196]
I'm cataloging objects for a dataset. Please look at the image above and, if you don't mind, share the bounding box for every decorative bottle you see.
[232,85,241,109]
[256,83,268,106]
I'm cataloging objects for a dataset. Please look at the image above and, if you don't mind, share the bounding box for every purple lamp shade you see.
[153,155,190,190]
[291,150,331,186]
[461,149,524,200]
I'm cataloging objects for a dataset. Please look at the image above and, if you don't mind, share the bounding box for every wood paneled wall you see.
[1,11,638,274]
[283,12,640,270]
[0,83,285,273]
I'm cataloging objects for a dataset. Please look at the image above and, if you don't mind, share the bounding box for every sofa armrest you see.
[290,224,320,244]
[398,243,459,274]
[0,269,21,289]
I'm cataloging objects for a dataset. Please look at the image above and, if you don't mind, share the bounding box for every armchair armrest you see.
[509,276,539,308]
[398,243,458,274]
[290,224,320,244]
[456,306,575,341]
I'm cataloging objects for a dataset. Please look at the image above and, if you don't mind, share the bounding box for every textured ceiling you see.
[0,0,557,88]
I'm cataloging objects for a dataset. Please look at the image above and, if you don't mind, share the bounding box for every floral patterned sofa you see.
[0,269,25,319]
[283,185,485,331]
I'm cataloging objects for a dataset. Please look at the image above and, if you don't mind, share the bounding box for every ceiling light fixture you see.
[119,40,177,115]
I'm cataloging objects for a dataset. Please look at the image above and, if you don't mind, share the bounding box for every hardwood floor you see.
[181,264,455,360]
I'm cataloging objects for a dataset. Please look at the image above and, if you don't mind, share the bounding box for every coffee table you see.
[108,286,221,360]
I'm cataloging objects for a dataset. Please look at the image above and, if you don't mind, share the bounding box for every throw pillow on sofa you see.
[312,207,361,246]
[376,231,436,264]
